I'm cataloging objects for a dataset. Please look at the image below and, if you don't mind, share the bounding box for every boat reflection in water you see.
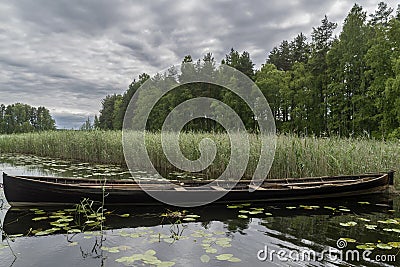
[0,193,398,267]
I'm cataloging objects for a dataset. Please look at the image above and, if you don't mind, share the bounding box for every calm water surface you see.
[0,154,399,267]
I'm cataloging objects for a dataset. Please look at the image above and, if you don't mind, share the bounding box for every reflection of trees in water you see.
[224,218,250,234]
[260,210,399,250]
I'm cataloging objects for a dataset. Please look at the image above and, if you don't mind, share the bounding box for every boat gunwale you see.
[3,172,388,192]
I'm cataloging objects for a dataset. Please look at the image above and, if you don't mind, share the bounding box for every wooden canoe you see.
[1,171,395,207]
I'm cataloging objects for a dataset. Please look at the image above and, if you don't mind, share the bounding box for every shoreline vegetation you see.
[0,130,398,184]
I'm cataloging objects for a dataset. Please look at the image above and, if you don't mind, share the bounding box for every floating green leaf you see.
[238,214,248,219]
[324,206,336,211]
[383,228,400,233]
[299,205,319,210]
[286,206,296,210]
[213,231,225,235]
[145,249,156,256]
[339,221,357,227]
[118,214,130,218]
[356,243,376,250]
[32,217,48,221]
[365,224,377,230]
[118,245,132,251]
[200,254,210,263]
[185,214,200,218]
[377,243,392,250]
[251,207,264,211]
[228,257,241,263]
[358,202,370,205]
[67,229,82,234]
[34,230,51,236]
[388,242,400,248]
[8,234,24,238]
[205,248,217,254]
[248,211,263,215]
[378,219,399,224]
[57,218,73,223]
[339,208,351,212]
[115,254,143,264]
[216,254,233,261]
[157,261,175,267]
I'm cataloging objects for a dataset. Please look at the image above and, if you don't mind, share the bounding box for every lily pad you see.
[216,254,233,261]
[383,228,400,233]
[145,249,156,256]
[227,205,241,209]
[67,229,82,234]
[32,217,49,221]
[388,242,400,248]
[339,221,357,227]
[157,261,175,267]
[365,224,377,230]
[377,243,392,250]
[378,219,399,224]
[356,243,376,250]
[248,211,263,215]
[228,257,242,262]
[205,248,217,254]
[200,254,210,263]
[339,208,351,212]
[185,214,200,218]
[238,214,248,219]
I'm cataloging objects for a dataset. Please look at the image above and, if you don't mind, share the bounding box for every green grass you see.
[0,130,399,183]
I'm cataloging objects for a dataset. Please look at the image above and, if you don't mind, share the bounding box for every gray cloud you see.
[0,0,398,128]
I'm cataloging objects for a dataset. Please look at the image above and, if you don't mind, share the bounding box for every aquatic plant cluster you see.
[0,131,399,182]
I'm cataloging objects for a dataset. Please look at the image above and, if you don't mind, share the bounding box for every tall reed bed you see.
[0,131,399,181]
[0,130,124,164]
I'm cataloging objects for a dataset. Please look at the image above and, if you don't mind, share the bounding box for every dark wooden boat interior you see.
[6,171,394,191]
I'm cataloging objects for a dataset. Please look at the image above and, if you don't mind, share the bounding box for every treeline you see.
[0,103,56,134]
[98,3,400,138]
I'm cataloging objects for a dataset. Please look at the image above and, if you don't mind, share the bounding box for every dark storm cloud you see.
[0,0,398,128]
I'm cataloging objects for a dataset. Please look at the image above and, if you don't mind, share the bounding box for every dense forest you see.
[0,103,56,134]
[97,3,400,138]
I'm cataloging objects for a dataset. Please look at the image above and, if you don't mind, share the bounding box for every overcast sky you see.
[0,0,398,129]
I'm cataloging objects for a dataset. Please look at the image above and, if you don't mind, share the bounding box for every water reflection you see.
[0,196,399,267]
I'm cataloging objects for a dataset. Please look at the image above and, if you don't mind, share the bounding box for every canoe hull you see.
[2,172,393,207]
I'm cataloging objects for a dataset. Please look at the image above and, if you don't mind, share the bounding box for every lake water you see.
[0,154,399,267]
